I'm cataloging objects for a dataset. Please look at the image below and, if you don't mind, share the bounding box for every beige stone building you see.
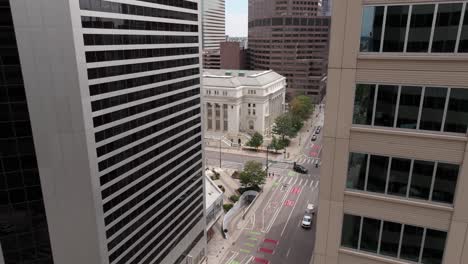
[314,1,468,264]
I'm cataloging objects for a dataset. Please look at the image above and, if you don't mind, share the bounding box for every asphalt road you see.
[217,110,324,264]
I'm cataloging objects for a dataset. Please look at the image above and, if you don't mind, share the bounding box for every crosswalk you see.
[275,176,320,189]
[294,155,320,165]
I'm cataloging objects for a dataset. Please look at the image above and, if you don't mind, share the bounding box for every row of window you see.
[109,181,203,263]
[79,0,197,21]
[89,68,199,96]
[342,214,447,264]
[347,152,459,204]
[97,108,199,157]
[94,98,200,143]
[360,3,468,53]
[83,34,198,46]
[93,88,199,127]
[248,17,330,28]
[98,118,200,171]
[174,231,204,264]
[87,57,199,79]
[91,78,199,112]
[85,47,199,63]
[81,16,198,32]
[106,161,201,251]
[103,147,201,238]
[353,84,468,134]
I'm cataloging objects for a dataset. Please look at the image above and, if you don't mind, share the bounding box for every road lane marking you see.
[248,237,258,241]
[242,256,254,264]
[281,186,303,237]
[304,179,308,186]
[299,178,303,185]
[239,249,250,254]
[293,177,298,185]
[288,177,293,185]
[286,248,291,257]
[253,257,269,264]
[249,231,261,235]
[259,247,274,254]
[309,180,314,188]
[229,261,240,264]
[284,200,295,206]
[315,180,319,188]
[266,185,292,232]
[279,176,284,182]
[225,251,239,264]
[244,242,255,247]
[264,238,278,244]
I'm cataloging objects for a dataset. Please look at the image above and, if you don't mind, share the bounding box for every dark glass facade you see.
[0,2,53,263]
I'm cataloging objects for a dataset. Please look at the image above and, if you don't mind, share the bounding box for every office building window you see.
[341,214,447,264]
[431,3,463,53]
[360,2,467,54]
[353,84,375,125]
[353,84,468,134]
[383,6,409,52]
[360,6,385,52]
[346,152,459,204]
[407,5,435,52]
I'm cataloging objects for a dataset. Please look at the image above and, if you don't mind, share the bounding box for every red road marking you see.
[263,238,278,245]
[309,151,318,157]
[290,187,301,194]
[254,257,269,264]
[259,247,274,254]
[312,144,321,150]
[284,200,295,206]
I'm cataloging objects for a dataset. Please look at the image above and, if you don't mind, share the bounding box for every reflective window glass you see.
[360,217,381,253]
[459,8,468,52]
[353,84,375,125]
[407,5,435,52]
[374,85,398,127]
[422,229,447,264]
[432,163,459,204]
[366,155,389,193]
[360,6,385,52]
[397,86,422,129]
[444,88,468,133]
[420,87,448,131]
[380,221,401,257]
[409,160,434,200]
[341,214,361,249]
[400,225,424,262]
[387,158,411,197]
[431,3,463,53]
[347,153,368,190]
[383,6,409,52]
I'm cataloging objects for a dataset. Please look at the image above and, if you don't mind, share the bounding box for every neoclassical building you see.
[203,70,286,141]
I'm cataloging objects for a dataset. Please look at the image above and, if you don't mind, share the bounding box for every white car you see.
[311,135,317,141]
[301,215,312,228]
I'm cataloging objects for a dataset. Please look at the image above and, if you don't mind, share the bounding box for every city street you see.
[212,108,324,264]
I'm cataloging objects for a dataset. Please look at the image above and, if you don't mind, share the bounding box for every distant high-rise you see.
[3,0,206,263]
[314,1,468,264]
[202,0,225,69]
[248,0,330,102]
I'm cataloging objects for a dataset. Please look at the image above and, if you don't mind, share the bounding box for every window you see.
[341,214,447,264]
[360,6,385,52]
[341,214,360,249]
[444,89,468,133]
[383,6,409,52]
[380,221,401,257]
[346,152,459,204]
[366,155,389,193]
[346,153,367,190]
[249,120,254,130]
[387,158,411,197]
[374,85,398,127]
[396,86,422,129]
[422,230,447,264]
[420,87,448,131]
[407,5,435,52]
[431,3,463,53]
[353,84,375,125]
[360,217,381,253]
[459,8,468,52]
[409,160,434,200]
[400,225,424,262]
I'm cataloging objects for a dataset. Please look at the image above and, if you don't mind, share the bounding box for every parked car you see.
[315,126,321,134]
[301,215,312,228]
[293,162,308,174]
[311,135,317,141]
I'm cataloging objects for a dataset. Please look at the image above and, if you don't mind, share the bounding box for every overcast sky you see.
[226,0,248,37]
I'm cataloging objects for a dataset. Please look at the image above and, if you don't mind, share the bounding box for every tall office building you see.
[202,0,225,69]
[248,0,330,102]
[320,0,332,16]
[3,0,206,263]
[314,1,468,264]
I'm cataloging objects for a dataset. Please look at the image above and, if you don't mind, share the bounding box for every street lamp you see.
[219,137,222,168]
[266,146,269,177]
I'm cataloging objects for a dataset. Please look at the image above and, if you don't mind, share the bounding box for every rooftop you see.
[205,173,223,208]
[203,69,285,88]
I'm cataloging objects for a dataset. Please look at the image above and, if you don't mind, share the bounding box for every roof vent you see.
[225,71,232,76]
[238,72,245,77]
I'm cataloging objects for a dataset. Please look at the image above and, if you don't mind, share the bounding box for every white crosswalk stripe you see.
[309,180,314,188]
[304,179,308,187]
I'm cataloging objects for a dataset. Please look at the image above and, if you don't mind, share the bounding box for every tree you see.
[291,95,314,120]
[289,113,304,132]
[246,132,263,150]
[272,114,297,140]
[268,136,281,152]
[239,161,266,188]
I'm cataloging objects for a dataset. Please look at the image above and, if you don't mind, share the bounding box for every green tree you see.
[272,114,297,140]
[268,136,281,152]
[246,132,263,150]
[240,161,266,188]
[289,113,304,132]
[291,95,314,120]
